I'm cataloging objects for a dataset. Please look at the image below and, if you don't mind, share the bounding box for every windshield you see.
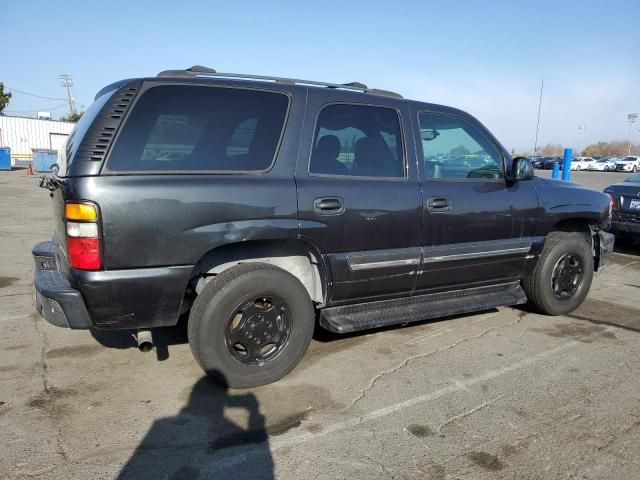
[57,88,116,176]
[625,172,640,182]
[622,156,636,162]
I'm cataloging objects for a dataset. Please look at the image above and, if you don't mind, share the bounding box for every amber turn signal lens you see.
[65,203,97,221]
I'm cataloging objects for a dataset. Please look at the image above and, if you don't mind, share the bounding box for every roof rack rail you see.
[156,66,403,99]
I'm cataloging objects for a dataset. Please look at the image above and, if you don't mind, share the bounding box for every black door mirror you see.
[511,157,534,181]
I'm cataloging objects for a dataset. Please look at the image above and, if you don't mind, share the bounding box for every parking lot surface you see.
[1,169,639,480]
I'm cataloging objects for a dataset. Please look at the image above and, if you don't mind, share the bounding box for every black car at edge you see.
[33,66,615,387]
[604,172,640,239]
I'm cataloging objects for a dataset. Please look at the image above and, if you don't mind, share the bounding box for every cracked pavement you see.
[1,169,640,479]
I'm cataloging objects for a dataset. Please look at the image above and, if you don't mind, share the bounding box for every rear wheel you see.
[523,231,594,315]
[188,263,315,388]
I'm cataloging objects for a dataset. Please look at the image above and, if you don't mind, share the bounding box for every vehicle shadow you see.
[116,374,274,480]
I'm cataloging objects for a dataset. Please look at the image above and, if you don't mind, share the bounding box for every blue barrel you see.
[33,150,58,172]
[0,147,10,170]
[551,162,560,179]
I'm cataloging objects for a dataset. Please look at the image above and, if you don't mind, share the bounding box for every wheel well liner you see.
[549,219,603,271]
[190,240,327,305]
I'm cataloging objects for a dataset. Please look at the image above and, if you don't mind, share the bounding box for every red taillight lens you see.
[606,192,616,208]
[65,202,102,271]
[67,237,102,270]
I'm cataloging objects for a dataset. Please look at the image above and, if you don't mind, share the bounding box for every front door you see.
[413,110,540,292]
[296,92,422,304]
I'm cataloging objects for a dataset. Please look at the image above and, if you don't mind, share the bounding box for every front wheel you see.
[633,165,638,173]
[188,263,315,388]
[523,231,594,315]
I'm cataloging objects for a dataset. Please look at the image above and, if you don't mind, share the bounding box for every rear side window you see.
[309,104,404,178]
[107,85,289,172]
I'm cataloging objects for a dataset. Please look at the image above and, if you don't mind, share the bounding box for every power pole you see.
[59,74,76,116]
[533,80,544,160]
[578,125,586,155]
[628,113,638,156]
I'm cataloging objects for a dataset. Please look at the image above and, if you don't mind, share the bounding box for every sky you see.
[2,0,639,152]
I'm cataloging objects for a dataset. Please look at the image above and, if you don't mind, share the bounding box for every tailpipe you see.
[136,329,154,353]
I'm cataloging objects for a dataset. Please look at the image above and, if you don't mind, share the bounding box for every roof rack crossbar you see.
[156,67,403,98]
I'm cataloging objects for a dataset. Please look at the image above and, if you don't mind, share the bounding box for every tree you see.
[450,145,470,155]
[60,111,84,122]
[538,143,564,156]
[0,83,12,114]
[582,140,639,157]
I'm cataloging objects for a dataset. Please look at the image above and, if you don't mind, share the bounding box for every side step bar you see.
[319,282,527,333]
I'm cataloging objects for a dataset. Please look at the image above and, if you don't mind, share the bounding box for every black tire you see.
[633,165,638,173]
[188,263,314,388]
[523,231,594,315]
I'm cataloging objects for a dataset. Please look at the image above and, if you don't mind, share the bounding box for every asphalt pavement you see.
[1,168,638,480]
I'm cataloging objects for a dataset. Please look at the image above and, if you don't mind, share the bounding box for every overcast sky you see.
[3,0,639,152]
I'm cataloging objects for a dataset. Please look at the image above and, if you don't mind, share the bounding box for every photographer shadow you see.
[117,374,274,480]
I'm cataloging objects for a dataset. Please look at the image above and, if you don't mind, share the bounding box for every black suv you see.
[34,66,615,387]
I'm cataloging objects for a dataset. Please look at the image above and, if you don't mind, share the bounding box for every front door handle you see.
[426,197,450,212]
[313,196,344,215]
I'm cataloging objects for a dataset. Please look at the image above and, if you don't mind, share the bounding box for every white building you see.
[0,115,75,166]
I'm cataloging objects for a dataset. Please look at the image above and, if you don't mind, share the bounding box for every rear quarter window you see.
[106,85,289,172]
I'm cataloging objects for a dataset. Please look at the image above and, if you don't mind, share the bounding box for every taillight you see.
[605,191,616,209]
[64,202,102,270]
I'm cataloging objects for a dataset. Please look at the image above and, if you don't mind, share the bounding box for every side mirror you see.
[511,157,534,181]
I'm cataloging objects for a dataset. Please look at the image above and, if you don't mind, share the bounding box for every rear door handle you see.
[313,196,344,215]
[426,197,450,212]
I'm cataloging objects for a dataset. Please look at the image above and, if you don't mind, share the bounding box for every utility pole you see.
[533,80,543,160]
[578,125,586,155]
[628,113,638,156]
[59,74,76,116]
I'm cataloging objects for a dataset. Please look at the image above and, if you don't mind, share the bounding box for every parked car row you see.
[532,155,640,173]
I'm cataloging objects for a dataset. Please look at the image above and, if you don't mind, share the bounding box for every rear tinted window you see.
[309,104,404,178]
[107,85,289,172]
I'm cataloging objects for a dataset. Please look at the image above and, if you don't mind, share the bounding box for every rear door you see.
[412,109,539,292]
[296,91,422,304]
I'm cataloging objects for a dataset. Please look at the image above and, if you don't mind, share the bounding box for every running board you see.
[319,282,527,333]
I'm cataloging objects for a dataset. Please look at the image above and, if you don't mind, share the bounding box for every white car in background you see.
[570,157,595,171]
[615,156,640,173]
[587,157,617,171]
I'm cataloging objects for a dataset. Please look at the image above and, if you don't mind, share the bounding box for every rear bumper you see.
[33,241,92,329]
[611,212,640,236]
[33,241,193,330]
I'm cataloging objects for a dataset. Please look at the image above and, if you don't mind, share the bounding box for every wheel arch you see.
[190,239,328,306]
[548,218,604,271]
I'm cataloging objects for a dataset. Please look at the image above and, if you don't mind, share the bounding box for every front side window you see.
[108,85,289,172]
[310,104,404,178]
[418,112,504,180]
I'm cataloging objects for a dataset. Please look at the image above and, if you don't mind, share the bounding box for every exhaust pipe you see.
[136,329,154,353]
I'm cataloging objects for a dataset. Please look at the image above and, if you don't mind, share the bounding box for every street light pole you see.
[628,113,638,156]
[578,125,586,156]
